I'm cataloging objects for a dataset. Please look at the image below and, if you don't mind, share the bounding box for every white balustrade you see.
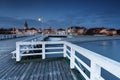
[42,43,45,59]
[16,41,64,61]
[0,34,33,40]
[64,41,120,80]
[16,42,21,61]
[15,37,120,80]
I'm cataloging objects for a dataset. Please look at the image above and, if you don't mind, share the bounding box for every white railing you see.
[15,41,120,80]
[16,41,64,61]
[64,41,120,80]
[0,34,32,40]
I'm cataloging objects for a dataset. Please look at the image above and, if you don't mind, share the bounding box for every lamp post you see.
[38,17,42,22]
[38,17,43,34]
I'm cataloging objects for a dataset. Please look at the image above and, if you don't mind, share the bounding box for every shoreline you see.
[63,35,120,42]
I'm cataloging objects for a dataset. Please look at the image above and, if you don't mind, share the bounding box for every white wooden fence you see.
[14,41,120,80]
[0,34,32,40]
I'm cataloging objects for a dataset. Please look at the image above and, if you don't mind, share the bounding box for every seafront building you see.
[15,22,38,35]
[42,27,55,34]
[56,28,66,35]
[67,26,86,35]
[0,21,119,36]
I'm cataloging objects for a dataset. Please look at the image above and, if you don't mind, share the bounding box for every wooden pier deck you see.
[0,55,75,80]
[0,37,76,80]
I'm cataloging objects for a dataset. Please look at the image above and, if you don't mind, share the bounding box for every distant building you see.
[37,28,42,34]
[0,28,13,34]
[56,28,66,35]
[86,27,107,35]
[67,26,86,35]
[16,21,38,35]
[107,28,117,36]
[24,21,29,30]
[11,28,16,34]
[99,28,107,34]
[43,27,55,34]
[16,29,24,34]
[117,29,120,35]
[25,28,38,35]
[77,27,86,35]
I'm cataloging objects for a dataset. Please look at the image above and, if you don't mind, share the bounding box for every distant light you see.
[38,18,42,22]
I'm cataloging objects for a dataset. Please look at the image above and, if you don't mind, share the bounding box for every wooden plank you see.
[58,60,68,80]
[55,60,63,80]
[52,60,57,80]
[48,61,52,80]
[31,62,39,80]
[39,61,45,80]
[44,61,49,80]
[0,58,75,80]
[19,63,33,80]
[62,60,74,80]
[36,62,42,80]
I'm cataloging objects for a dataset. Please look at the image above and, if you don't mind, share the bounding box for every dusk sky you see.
[0,0,120,29]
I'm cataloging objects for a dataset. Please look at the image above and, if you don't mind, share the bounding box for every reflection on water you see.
[101,41,107,46]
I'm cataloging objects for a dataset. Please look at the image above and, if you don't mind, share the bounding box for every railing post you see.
[70,48,75,69]
[63,44,66,57]
[16,42,21,62]
[90,61,102,80]
[42,43,45,59]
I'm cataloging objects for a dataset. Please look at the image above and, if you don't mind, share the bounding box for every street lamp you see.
[38,18,42,22]
[38,17,43,34]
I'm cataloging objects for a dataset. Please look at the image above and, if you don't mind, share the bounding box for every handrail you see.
[0,34,31,40]
[64,41,120,80]
[15,40,120,80]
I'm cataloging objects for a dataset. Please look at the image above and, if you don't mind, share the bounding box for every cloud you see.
[1,12,120,30]
[0,16,43,29]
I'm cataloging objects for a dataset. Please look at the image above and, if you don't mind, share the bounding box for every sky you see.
[0,0,120,29]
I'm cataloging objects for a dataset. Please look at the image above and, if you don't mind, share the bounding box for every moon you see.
[38,18,42,21]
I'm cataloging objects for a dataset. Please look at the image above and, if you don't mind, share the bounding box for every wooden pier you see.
[1,34,120,80]
[0,56,75,80]
[0,38,75,80]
